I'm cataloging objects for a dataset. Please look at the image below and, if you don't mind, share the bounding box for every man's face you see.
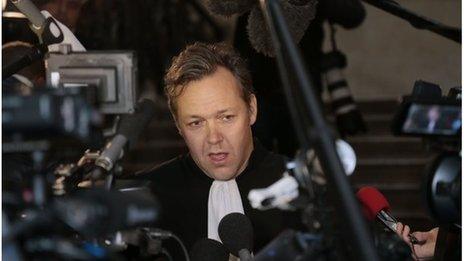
[428,106,440,121]
[175,67,257,181]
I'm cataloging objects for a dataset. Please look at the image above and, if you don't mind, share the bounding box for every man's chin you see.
[207,167,237,181]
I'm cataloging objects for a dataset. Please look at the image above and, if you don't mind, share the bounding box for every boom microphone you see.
[218,212,254,261]
[190,238,229,261]
[205,0,318,57]
[356,186,419,244]
[247,0,317,57]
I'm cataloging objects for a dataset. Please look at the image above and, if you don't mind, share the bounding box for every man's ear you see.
[249,94,257,125]
[174,119,184,137]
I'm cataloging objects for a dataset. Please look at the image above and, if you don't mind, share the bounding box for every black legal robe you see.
[135,140,303,256]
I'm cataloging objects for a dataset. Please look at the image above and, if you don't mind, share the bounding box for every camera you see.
[46,44,138,115]
[392,80,461,224]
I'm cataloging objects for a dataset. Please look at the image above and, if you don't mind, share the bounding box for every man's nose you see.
[206,122,223,145]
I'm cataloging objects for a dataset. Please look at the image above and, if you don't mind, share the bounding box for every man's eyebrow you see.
[217,109,233,114]
[184,115,203,120]
[184,108,235,119]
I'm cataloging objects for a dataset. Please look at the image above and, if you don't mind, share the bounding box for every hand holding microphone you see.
[396,223,438,261]
[356,187,420,244]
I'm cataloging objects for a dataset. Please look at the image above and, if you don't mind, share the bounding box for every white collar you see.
[207,179,244,242]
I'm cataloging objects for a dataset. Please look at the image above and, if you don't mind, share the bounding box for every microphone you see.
[218,212,254,261]
[205,0,317,57]
[190,238,229,261]
[95,99,156,172]
[205,0,255,17]
[356,186,419,244]
[10,0,63,45]
[248,139,356,210]
[10,0,46,31]
[54,188,159,237]
[247,1,317,57]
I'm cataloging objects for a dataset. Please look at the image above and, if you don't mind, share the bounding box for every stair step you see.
[364,116,395,135]
[347,135,428,158]
[351,160,426,185]
[356,100,400,115]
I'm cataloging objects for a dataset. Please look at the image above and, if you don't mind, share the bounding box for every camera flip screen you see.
[402,104,461,135]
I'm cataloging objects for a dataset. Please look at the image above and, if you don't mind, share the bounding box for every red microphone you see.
[356,186,419,244]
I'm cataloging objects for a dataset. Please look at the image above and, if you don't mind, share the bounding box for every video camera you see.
[392,80,461,225]
[1,38,169,259]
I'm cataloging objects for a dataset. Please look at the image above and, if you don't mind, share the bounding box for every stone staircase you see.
[122,99,436,231]
[348,100,435,231]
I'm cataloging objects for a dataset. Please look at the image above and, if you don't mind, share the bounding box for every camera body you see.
[46,45,138,115]
[392,81,461,224]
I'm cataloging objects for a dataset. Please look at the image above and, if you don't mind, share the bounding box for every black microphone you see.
[95,99,156,172]
[190,238,230,261]
[218,212,254,261]
[54,188,159,237]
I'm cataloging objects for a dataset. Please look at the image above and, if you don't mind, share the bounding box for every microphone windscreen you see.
[117,99,156,149]
[356,186,390,221]
[190,238,229,261]
[247,0,317,57]
[218,212,254,256]
[205,0,255,17]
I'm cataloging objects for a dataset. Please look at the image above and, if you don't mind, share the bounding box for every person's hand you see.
[396,222,439,260]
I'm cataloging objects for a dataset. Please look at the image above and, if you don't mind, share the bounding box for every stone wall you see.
[329,0,461,100]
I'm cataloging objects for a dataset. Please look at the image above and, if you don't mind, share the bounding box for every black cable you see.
[161,248,174,261]
[170,233,190,261]
[147,229,190,261]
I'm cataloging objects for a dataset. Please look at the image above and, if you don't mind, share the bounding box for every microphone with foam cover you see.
[218,212,254,261]
[356,186,419,244]
[190,238,229,261]
[247,0,317,57]
[205,0,255,17]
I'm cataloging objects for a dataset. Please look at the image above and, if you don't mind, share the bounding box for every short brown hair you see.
[164,42,254,117]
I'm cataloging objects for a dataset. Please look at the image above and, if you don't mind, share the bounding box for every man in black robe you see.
[136,42,302,257]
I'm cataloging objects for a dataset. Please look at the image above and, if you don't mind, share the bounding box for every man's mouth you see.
[208,152,228,163]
